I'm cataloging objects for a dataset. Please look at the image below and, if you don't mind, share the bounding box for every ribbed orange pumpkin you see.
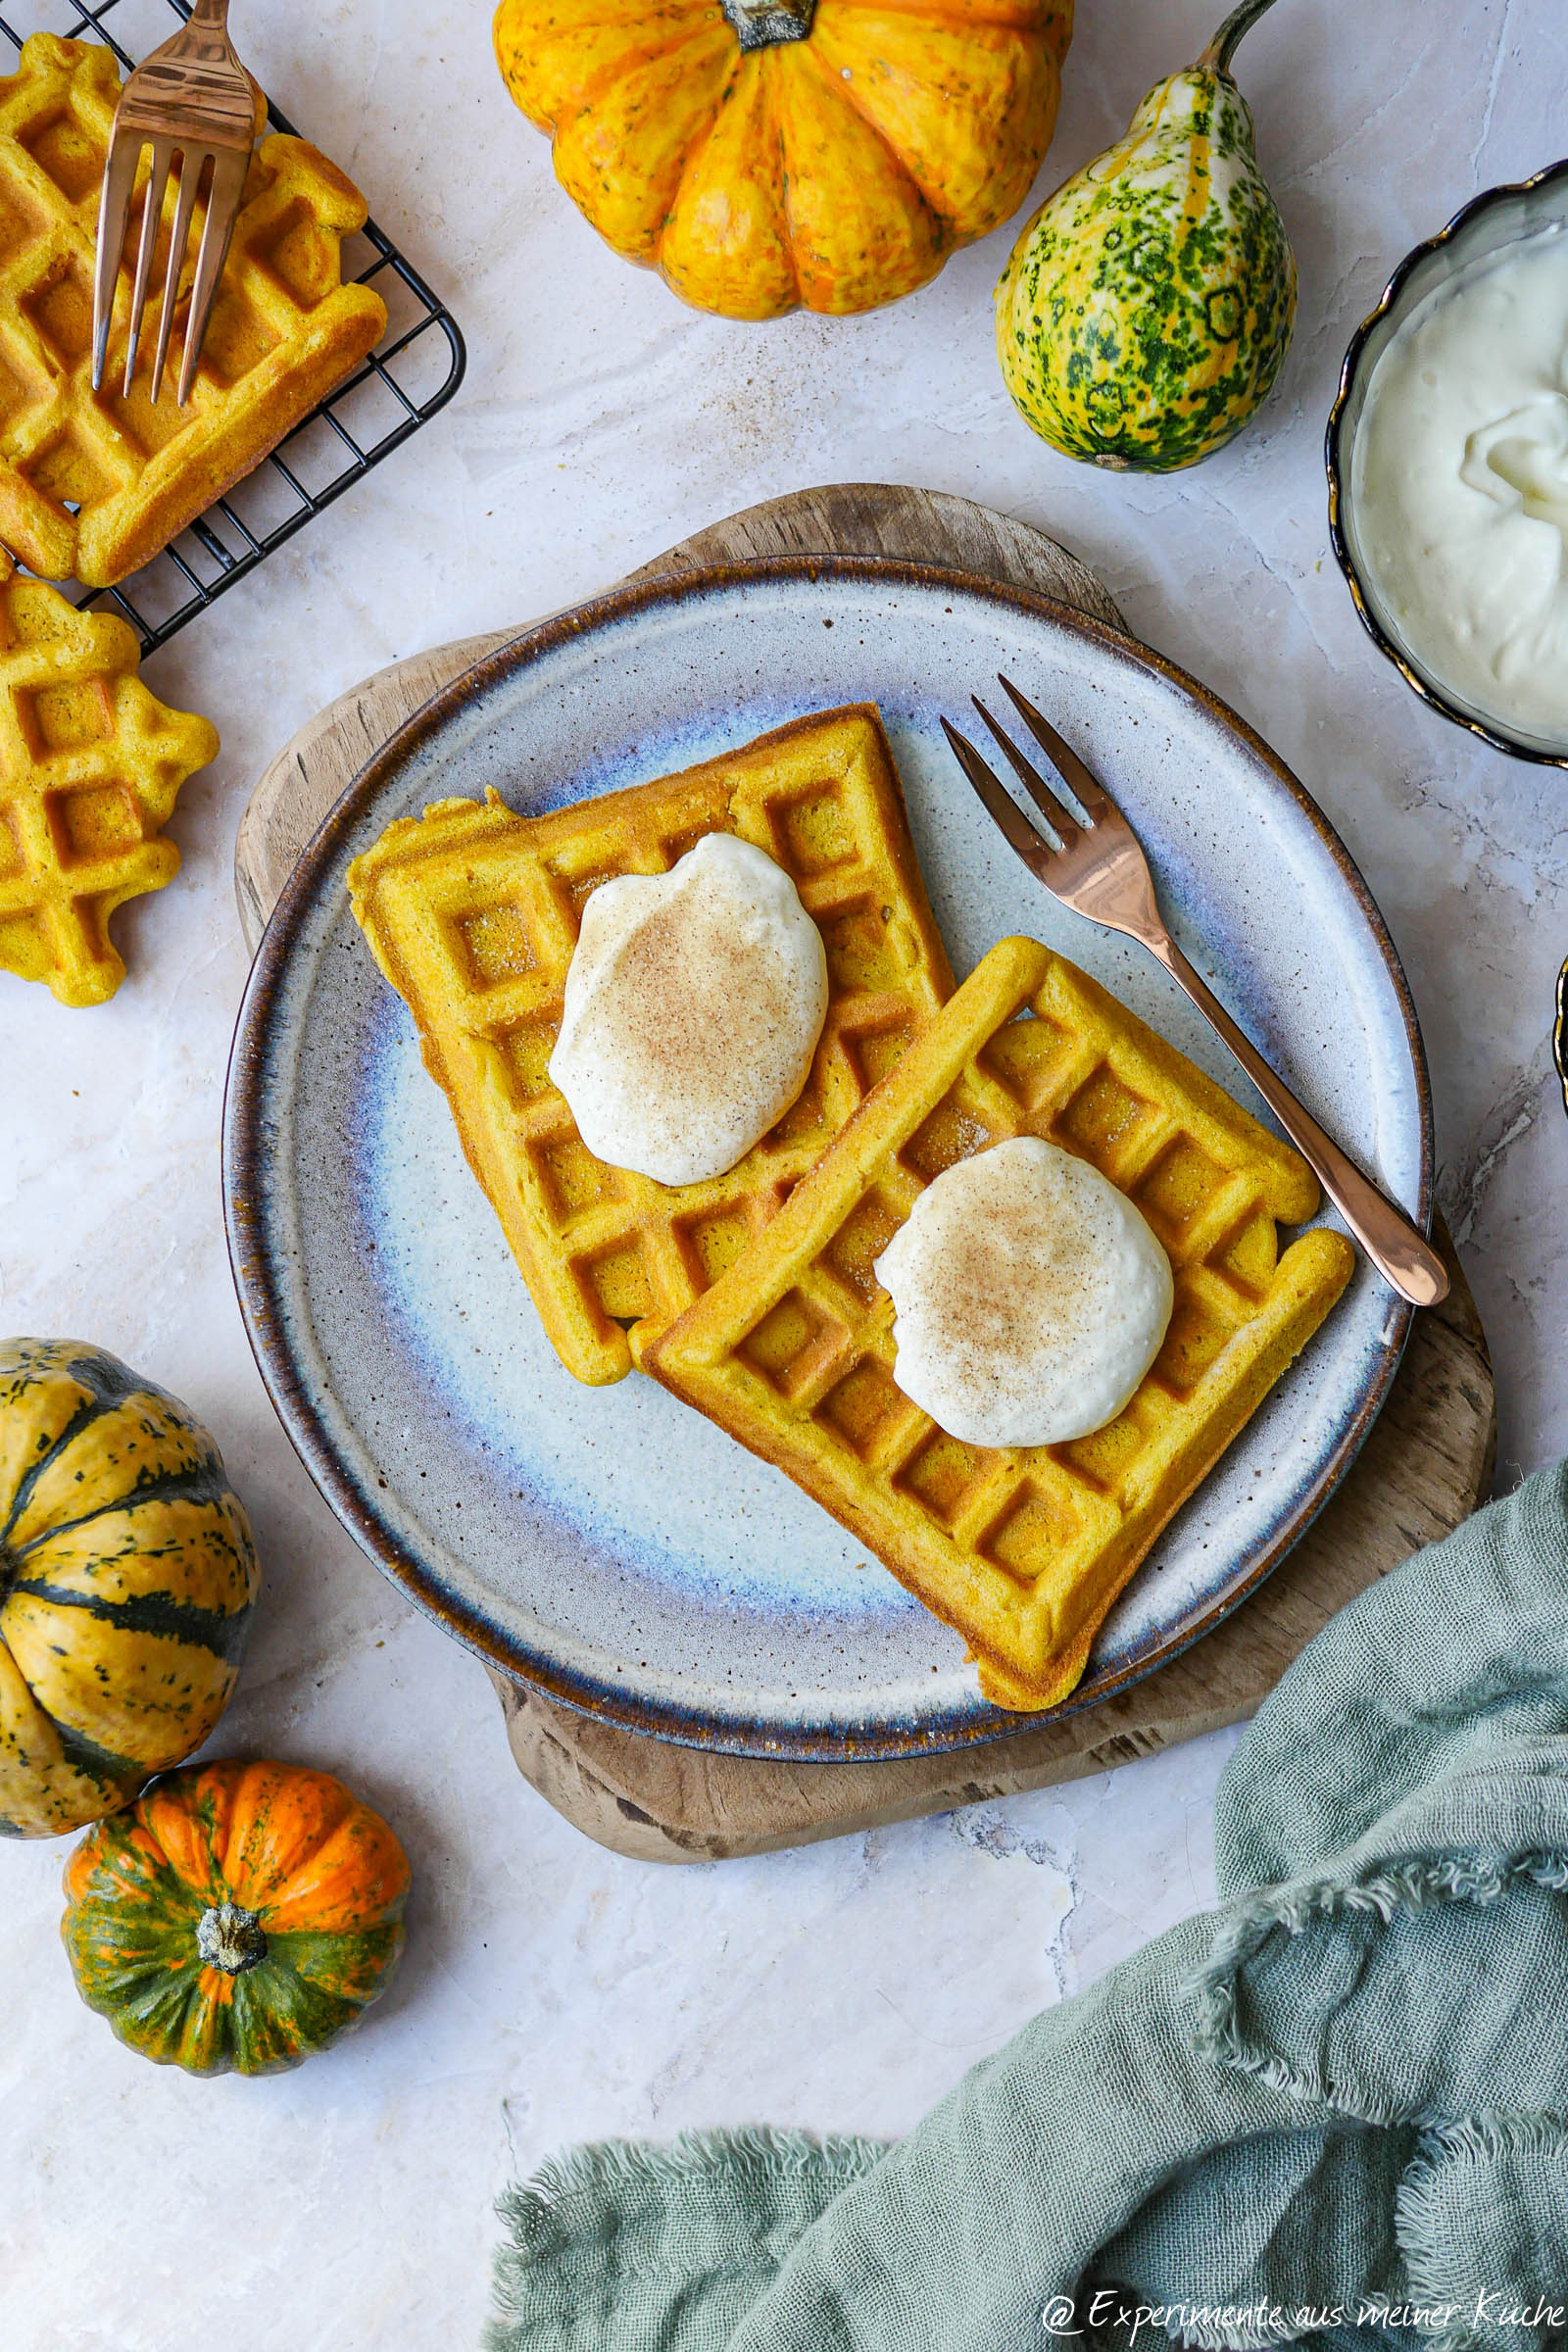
[493,0,1073,318]
[62,1759,411,2076]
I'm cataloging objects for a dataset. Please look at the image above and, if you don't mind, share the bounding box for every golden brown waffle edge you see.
[646,935,1357,1711]
[349,704,955,1384]
[0,33,387,588]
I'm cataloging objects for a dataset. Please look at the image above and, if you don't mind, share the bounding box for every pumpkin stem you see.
[718,0,815,52]
[1199,0,1282,77]
[197,1901,269,1976]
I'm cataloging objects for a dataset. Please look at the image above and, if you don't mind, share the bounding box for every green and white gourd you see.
[995,0,1296,471]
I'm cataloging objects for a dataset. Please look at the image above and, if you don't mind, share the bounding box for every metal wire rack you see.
[0,0,466,652]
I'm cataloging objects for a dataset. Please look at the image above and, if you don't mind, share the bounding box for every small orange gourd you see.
[493,0,1074,318]
[61,1758,411,2076]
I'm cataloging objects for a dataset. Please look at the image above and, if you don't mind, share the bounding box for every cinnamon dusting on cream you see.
[549,833,828,1188]
[874,1137,1173,1449]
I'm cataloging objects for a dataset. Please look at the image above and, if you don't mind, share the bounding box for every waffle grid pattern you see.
[350,708,955,1385]
[649,937,1355,1711]
[0,0,463,647]
[0,565,216,1002]
[0,33,390,588]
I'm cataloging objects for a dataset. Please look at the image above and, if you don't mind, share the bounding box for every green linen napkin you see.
[487,1462,1568,2352]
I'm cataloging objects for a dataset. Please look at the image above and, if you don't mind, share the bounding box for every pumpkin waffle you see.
[349,705,954,1384]
[647,936,1356,1711]
[0,559,218,1004]
[0,34,386,587]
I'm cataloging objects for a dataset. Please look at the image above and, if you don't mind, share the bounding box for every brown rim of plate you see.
[1325,156,1568,770]
[223,554,1435,1759]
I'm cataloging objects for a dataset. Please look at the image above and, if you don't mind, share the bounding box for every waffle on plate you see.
[349,706,955,1384]
[647,935,1355,1711]
[0,559,217,1004]
[0,33,386,587]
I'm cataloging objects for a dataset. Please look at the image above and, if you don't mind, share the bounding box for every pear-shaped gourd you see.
[995,0,1296,471]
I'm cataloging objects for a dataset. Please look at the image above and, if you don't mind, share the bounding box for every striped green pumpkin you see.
[62,1758,410,2074]
[0,1339,259,1838]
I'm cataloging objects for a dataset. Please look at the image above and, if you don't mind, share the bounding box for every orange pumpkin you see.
[493,0,1074,318]
[61,1758,410,2076]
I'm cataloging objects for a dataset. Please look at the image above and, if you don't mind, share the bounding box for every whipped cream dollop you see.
[1349,228,1568,743]
[549,833,829,1188]
[874,1137,1174,1449]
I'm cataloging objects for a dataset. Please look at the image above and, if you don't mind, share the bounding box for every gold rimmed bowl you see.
[1327,159,1568,768]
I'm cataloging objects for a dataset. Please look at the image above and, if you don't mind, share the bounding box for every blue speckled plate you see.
[223,560,1431,1761]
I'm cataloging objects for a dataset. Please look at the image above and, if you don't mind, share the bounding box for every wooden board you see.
[235,482,1495,1863]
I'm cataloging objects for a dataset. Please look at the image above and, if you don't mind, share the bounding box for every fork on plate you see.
[942,678,1448,1308]
[91,0,256,407]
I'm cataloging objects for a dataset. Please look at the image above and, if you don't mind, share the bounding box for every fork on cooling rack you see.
[91,0,257,406]
[942,675,1449,1309]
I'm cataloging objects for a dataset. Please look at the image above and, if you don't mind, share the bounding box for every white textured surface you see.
[2,0,1560,2342]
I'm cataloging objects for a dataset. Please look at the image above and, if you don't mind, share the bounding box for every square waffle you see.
[647,936,1356,1711]
[0,34,387,588]
[0,558,218,1004]
[349,705,955,1384]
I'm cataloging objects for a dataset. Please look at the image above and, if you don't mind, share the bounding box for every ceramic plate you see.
[223,560,1431,1761]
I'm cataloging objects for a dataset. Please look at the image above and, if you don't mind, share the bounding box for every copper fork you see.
[91,0,256,406]
[942,677,1448,1308]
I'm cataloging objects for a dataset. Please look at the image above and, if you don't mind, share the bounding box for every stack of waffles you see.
[0,32,387,1004]
[351,708,1354,1710]
[0,34,386,588]
[0,31,392,1004]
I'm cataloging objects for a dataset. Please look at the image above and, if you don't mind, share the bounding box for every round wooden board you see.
[235,482,1495,1863]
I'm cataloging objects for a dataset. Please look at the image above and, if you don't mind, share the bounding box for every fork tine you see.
[176,147,248,405]
[971,696,1080,843]
[92,134,142,391]
[122,137,172,398]
[939,716,1057,885]
[150,150,203,404]
[996,675,1115,824]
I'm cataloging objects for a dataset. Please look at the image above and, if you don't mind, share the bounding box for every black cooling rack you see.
[0,0,466,651]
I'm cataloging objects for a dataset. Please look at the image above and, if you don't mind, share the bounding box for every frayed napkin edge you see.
[1188,1847,1568,2122]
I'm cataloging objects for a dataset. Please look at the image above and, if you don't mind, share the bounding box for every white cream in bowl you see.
[1349,227,1568,745]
